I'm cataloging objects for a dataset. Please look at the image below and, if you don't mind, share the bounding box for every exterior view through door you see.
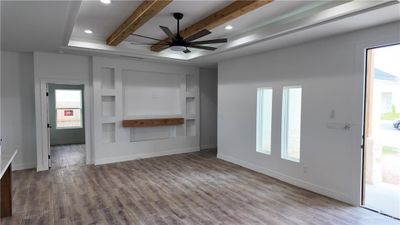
[47,84,86,169]
[363,44,400,219]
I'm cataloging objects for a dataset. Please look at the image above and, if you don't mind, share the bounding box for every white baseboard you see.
[12,162,36,171]
[200,144,217,150]
[95,147,200,165]
[217,153,352,205]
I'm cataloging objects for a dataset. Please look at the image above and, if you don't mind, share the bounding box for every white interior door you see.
[46,84,52,168]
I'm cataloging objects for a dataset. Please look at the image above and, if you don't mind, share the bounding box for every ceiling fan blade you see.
[189,45,217,51]
[130,42,168,45]
[183,49,191,54]
[131,34,165,42]
[190,38,227,45]
[159,26,176,41]
[184,29,211,42]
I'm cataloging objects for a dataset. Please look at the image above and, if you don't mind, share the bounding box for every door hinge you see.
[47,124,52,128]
[46,92,49,96]
[48,155,51,159]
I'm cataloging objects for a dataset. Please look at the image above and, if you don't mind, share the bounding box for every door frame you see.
[361,46,373,206]
[361,43,400,207]
[36,78,92,171]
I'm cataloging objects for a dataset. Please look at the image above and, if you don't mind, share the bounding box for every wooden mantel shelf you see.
[122,118,184,128]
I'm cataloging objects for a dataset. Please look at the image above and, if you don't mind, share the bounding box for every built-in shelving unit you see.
[93,57,199,164]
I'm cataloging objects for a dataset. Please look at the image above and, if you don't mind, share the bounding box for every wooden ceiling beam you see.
[150,0,273,52]
[106,0,172,46]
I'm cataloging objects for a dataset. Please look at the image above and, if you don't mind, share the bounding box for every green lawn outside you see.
[383,146,400,154]
[381,112,400,120]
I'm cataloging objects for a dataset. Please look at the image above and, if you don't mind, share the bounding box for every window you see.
[55,89,83,129]
[256,88,273,154]
[281,86,302,162]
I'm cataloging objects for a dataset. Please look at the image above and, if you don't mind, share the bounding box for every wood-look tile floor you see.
[50,145,85,169]
[2,150,399,225]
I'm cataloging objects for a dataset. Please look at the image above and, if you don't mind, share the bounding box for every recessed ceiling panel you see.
[68,0,399,62]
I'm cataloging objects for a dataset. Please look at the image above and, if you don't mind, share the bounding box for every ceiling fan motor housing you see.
[173,12,184,20]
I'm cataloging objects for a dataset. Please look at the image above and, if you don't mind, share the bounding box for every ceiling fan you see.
[131,12,228,53]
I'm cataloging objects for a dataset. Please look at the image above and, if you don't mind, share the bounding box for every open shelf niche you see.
[186,119,196,137]
[185,74,198,137]
[102,96,115,117]
[102,123,116,143]
[101,67,115,89]
[186,97,196,116]
[100,67,117,143]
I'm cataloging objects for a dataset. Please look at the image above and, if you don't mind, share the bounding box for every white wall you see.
[34,52,91,170]
[2,51,206,171]
[32,52,201,169]
[218,22,400,206]
[1,51,36,170]
[200,68,217,149]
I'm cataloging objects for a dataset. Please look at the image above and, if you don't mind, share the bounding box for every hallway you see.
[50,144,85,169]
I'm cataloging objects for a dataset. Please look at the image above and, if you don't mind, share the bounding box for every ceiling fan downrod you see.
[173,12,184,39]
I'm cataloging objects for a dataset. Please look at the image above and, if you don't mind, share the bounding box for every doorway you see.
[47,84,86,169]
[363,44,400,219]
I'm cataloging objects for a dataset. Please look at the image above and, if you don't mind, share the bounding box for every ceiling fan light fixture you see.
[100,0,111,4]
[225,25,233,30]
[170,45,186,52]
[84,29,93,34]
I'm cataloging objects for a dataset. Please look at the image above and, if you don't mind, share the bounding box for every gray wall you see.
[1,51,36,169]
[200,68,218,149]
[48,83,85,146]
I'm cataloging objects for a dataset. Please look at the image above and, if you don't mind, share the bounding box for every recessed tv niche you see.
[122,70,183,116]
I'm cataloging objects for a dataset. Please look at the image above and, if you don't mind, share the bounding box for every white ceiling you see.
[67,0,400,63]
[193,2,400,67]
[1,0,399,67]
[72,0,315,42]
[1,0,80,52]
[69,0,344,59]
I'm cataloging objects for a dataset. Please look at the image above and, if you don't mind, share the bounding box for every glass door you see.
[363,44,400,219]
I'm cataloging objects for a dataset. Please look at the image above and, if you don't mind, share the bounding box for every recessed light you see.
[84,29,93,34]
[100,0,111,4]
[225,25,233,30]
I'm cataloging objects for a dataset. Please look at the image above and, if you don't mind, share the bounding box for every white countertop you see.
[0,149,17,179]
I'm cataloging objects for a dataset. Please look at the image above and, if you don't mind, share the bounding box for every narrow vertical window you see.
[55,89,83,129]
[256,88,273,154]
[281,86,302,162]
